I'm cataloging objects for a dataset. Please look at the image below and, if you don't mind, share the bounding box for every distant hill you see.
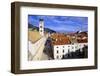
[28,23,56,33]
[28,23,33,28]
[44,28,56,33]
[28,23,39,31]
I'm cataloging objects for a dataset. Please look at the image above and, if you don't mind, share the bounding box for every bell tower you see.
[39,19,44,36]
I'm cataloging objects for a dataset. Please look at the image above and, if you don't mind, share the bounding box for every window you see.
[63,46,64,48]
[40,26,42,28]
[56,46,58,48]
[63,50,64,53]
[68,49,70,53]
[62,55,64,58]
[57,50,59,53]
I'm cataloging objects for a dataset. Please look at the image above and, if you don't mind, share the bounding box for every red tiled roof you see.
[51,34,71,45]
[50,33,88,45]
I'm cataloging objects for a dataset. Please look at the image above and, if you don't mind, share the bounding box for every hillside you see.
[28,30,41,43]
[28,23,56,33]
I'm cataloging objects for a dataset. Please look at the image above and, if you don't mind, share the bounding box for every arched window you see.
[63,50,64,53]
[68,49,70,53]
[57,50,59,53]
[56,46,58,48]
[68,46,70,47]
[40,26,42,28]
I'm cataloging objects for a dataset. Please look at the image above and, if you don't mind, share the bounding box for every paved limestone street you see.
[33,34,50,60]
[28,34,49,60]
[40,52,49,60]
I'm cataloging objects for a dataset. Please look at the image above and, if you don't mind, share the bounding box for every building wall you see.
[53,43,87,59]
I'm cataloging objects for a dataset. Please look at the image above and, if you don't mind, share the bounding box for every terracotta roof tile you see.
[51,34,71,45]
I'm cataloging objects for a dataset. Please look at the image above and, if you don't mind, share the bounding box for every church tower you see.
[39,19,44,36]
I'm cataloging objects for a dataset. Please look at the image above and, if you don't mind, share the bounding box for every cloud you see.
[28,15,88,32]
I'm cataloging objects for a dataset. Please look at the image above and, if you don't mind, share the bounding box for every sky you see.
[28,15,88,33]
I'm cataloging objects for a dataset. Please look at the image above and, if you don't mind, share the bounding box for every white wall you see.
[54,43,88,59]
[0,0,100,76]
